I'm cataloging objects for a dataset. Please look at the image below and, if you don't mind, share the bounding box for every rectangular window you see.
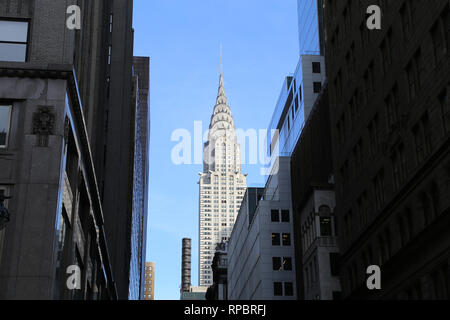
[0,186,9,267]
[406,50,422,101]
[272,257,282,271]
[320,217,332,236]
[431,18,447,65]
[439,87,450,132]
[373,170,386,210]
[0,105,12,148]
[385,84,399,128]
[0,20,29,62]
[332,291,342,300]
[368,114,380,155]
[108,45,112,65]
[282,233,291,246]
[284,282,294,296]
[329,253,340,276]
[313,82,322,93]
[273,282,283,296]
[271,210,279,222]
[392,144,407,190]
[281,210,290,222]
[312,62,321,73]
[283,257,292,271]
[400,3,412,39]
[380,29,392,75]
[272,233,280,246]
[413,113,432,164]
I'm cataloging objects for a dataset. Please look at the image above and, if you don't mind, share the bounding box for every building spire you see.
[220,43,223,79]
[210,44,234,131]
[217,44,227,104]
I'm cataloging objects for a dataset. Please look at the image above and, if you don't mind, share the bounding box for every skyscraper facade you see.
[198,71,247,287]
[0,0,149,300]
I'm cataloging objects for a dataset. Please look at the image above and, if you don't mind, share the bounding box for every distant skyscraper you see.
[198,69,247,287]
[181,238,192,293]
[143,262,155,300]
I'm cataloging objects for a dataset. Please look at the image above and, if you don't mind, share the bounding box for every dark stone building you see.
[323,0,450,299]
[206,243,228,300]
[291,85,342,300]
[0,0,149,300]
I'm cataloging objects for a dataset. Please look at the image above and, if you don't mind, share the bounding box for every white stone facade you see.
[227,157,296,300]
[198,72,246,287]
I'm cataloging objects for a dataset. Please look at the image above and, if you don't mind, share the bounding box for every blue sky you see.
[132,0,299,300]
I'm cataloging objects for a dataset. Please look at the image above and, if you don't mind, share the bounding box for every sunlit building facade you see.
[143,262,155,300]
[198,71,247,287]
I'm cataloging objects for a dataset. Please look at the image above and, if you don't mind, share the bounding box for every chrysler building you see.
[198,69,247,287]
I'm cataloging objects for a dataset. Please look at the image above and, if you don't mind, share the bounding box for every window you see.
[431,14,448,65]
[332,291,342,300]
[320,217,332,236]
[284,282,294,296]
[373,170,385,210]
[271,210,279,221]
[412,113,432,164]
[368,114,381,155]
[0,20,29,62]
[406,50,422,101]
[0,105,12,148]
[283,257,292,271]
[385,84,399,128]
[273,282,283,296]
[0,187,9,267]
[281,210,290,222]
[330,253,340,276]
[439,87,450,133]
[272,233,280,246]
[109,14,114,33]
[380,29,392,75]
[272,257,282,271]
[282,233,291,246]
[392,144,407,190]
[400,3,412,39]
[313,82,322,93]
[312,62,321,73]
